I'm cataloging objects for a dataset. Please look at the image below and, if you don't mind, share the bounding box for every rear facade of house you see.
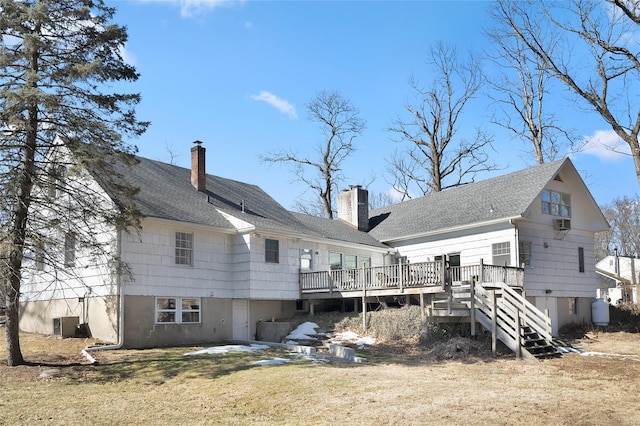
[18,143,608,346]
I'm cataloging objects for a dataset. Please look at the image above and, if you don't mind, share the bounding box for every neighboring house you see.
[19,142,608,348]
[596,255,639,305]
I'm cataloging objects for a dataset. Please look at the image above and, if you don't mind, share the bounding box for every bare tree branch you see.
[387,41,497,195]
[260,90,365,218]
[494,0,640,186]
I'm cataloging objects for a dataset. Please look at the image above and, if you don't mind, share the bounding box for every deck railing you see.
[300,260,524,294]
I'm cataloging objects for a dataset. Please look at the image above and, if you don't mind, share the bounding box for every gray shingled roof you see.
[104,154,385,248]
[291,213,388,248]
[368,158,569,242]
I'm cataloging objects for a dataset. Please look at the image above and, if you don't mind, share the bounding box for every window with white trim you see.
[265,238,279,263]
[175,232,193,266]
[541,189,571,217]
[35,242,45,271]
[345,254,357,269]
[329,252,342,270]
[64,232,76,268]
[492,242,511,266]
[519,241,532,267]
[155,297,201,324]
[48,165,67,198]
[300,248,313,270]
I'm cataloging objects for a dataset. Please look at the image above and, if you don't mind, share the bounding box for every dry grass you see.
[1,323,640,426]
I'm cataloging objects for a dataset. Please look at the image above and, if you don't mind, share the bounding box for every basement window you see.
[155,297,201,324]
[569,298,578,315]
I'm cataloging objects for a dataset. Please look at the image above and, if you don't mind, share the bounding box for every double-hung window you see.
[64,232,76,268]
[175,232,193,266]
[329,252,342,270]
[492,242,511,266]
[300,248,313,270]
[155,297,201,324]
[35,243,45,271]
[519,241,532,267]
[541,189,571,217]
[265,239,279,263]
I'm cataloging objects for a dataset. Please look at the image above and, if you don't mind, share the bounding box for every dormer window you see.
[541,189,571,217]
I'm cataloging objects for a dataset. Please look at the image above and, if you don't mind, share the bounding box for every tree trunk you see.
[4,281,24,366]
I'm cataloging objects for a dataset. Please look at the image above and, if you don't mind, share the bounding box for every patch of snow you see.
[290,352,331,363]
[253,357,292,366]
[331,331,376,348]
[556,346,583,354]
[184,344,270,356]
[579,351,640,362]
[285,321,319,340]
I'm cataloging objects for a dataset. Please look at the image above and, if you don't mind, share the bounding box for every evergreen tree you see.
[0,0,147,366]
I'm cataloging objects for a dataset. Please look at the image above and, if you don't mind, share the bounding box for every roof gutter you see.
[239,226,393,254]
[378,215,523,244]
[81,229,125,364]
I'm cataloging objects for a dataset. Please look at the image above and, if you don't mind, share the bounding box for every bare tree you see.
[388,41,496,198]
[596,195,640,261]
[486,3,575,164]
[1,0,146,366]
[261,90,365,218]
[493,0,640,186]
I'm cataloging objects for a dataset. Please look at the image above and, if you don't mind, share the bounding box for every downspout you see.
[81,229,125,364]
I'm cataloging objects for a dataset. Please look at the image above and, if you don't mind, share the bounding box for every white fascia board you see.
[243,227,393,254]
[379,216,522,244]
[140,216,238,235]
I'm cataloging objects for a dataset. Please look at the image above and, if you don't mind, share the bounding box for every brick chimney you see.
[191,140,206,191]
[337,185,369,231]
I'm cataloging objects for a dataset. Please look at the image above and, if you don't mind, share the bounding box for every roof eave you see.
[378,215,523,244]
[245,227,392,253]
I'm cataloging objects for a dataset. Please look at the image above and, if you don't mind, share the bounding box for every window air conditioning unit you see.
[554,218,571,231]
[53,316,79,338]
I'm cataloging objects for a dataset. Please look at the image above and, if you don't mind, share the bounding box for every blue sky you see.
[108,0,638,210]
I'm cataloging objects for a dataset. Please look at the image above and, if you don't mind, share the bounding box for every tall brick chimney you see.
[337,185,369,232]
[191,140,206,192]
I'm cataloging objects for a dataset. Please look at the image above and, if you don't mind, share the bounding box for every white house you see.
[18,142,609,348]
[363,158,609,336]
[596,255,639,305]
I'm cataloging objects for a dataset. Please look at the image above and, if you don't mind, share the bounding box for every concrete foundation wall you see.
[556,296,593,329]
[123,295,233,349]
[19,295,118,342]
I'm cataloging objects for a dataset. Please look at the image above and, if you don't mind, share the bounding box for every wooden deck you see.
[299,260,524,299]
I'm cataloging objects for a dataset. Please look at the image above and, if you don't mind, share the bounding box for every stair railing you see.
[470,280,553,359]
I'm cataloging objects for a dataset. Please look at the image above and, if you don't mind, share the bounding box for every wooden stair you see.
[521,326,560,359]
[428,280,561,360]
[429,281,472,317]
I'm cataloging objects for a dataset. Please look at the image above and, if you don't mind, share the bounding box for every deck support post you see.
[515,309,522,360]
[362,276,367,331]
[491,290,497,356]
[420,293,425,322]
[310,302,315,316]
[470,279,476,337]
